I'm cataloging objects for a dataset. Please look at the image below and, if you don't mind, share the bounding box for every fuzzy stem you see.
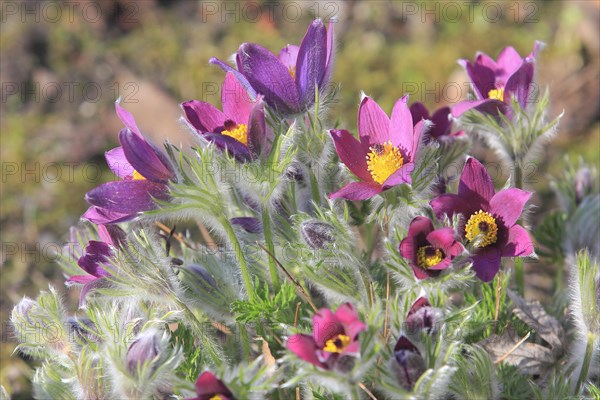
[514,257,525,296]
[222,218,255,300]
[575,332,595,393]
[261,207,281,289]
[309,169,321,206]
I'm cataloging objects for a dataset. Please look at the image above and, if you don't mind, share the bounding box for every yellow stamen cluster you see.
[488,87,505,101]
[323,334,351,354]
[465,210,498,248]
[209,395,224,400]
[132,170,146,180]
[288,66,296,80]
[417,246,443,269]
[366,141,404,184]
[221,123,249,146]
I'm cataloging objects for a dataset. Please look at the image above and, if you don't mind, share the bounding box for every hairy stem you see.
[575,332,595,393]
[222,218,255,300]
[261,207,281,289]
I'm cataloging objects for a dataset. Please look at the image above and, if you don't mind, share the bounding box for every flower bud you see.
[301,221,335,249]
[12,297,36,325]
[126,329,161,374]
[405,297,444,335]
[188,264,218,290]
[574,167,592,205]
[230,217,262,234]
[391,336,426,391]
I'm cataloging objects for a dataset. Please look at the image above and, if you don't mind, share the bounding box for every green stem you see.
[222,218,255,299]
[575,332,595,393]
[514,257,525,296]
[514,160,523,190]
[175,298,223,367]
[261,207,281,289]
[309,169,321,206]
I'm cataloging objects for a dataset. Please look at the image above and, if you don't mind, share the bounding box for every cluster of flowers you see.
[17,16,597,400]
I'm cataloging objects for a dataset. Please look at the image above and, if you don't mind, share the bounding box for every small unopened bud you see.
[405,297,444,335]
[12,297,36,325]
[188,264,218,289]
[230,217,262,234]
[391,336,426,391]
[574,167,592,205]
[126,329,161,374]
[301,221,335,249]
[67,317,99,344]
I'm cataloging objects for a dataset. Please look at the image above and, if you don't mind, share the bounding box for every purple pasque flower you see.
[404,297,443,335]
[287,303,366,370]
[83,103,175,224]
[399,216,464,280]
[329,95,427,201]
[391,335,426,391]
[409,102,465,143]
[430,157,534,281]
[210,18,334,114]
[182,72,271,162]
[188,371,235,400]
[67,224,125,307]
[452,42,542,117]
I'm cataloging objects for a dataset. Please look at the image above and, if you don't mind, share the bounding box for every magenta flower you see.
[67,224,125,306]
[329,95,426,200]
[287,303,366,370]
[83,103,175,224]
[210,19,334,114]
[182,73,271,162]
[409,102,464,143]
[400,216,464,280]
[452,42,542,117]
[188,371,234,400]
[430,158,534,281]
[404,297,443,335]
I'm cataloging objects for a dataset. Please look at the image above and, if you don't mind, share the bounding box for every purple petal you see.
[389,95,413,152]
[296,18,327,106]
[321,19,336,87]
[236,43,301,113]
[67,275,96,285]
[394,335,419,353]
[358,96,390,150]
[411,264,434,280]
[115,101,142,138]
[501,225,534,257]
[105,147,133,179]
[463,57,496,99]
[78,241,111,278]
[246,101,270,158]
[203,133,251,162]
[82,206,134,225]
[85,180,169,214]
[430,193,470,222]
[328,181,382,201]
[195,371,233,398]
[489,188,531,227]
[410,120,426,160]
[313,308,343,347]
[119,129,174,183]
[181,100,227,133]
[407,297,431,319]
[330,129,372,183]
[426,227,461,254]
[209,57,258,100]
[430,107,452,138]
[496,46,525,83]
[458,158,495,209]
[222,72,255,124]
[409,102,430,125]
[287,334,327,369]
[335,303,366,339]
[471,247,502,281]
[400,216,434,263]
[381,163,414,189]
[341,340,361,356]
[504,59,535,109]
[230,217,262,234]
[98,225,127,248]
[278,44,299,69]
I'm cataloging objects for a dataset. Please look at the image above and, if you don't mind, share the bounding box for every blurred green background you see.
[1,0,598,397]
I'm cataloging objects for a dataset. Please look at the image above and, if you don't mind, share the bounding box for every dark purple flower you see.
[430,157,535,281]
[301,220,335,249]
[230,217,262,234]
[83,103,175,224]
[329,95,427,200]
[405,297,443,335]
[126,329,161,374]
[391,335,426,391]
[188,371,234,400]
[287,303,366,370]
[452,42,542,117]
[210,19,334,114]
[399,216,464,280]
[182,73,271,162]
[409,102,465,144]
[67,224,125,307]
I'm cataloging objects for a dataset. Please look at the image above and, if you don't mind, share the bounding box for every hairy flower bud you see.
[126,329,162,374]
[301,220,335,249]
[12,297,36,325]
[188,264,218,290]
[405,297,444,335]
[574,167,592,205]
[391,336,426,391]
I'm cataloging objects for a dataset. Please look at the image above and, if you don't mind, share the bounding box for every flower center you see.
[465,210,498,247]
[221,122,248,146]
[416,246,443,269]
[488,87,505,101]
[288,66,296,80]
[132,170,146,180]
[323,334,351,354]
[365,141,404,184]
[209,395,224,400]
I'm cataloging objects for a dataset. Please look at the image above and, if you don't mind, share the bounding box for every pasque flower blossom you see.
[430,157,534,281]
[409,102,464,143]
[329,95,426,200]
[182,72,271,162]
[452,42,542,117]
[391,335,426,391]
[287,303,366,370]
[83,103,175,224]
[210,18,334,114]
[404,297,443,335]
[400,216,464,280]
[188,371,235,400]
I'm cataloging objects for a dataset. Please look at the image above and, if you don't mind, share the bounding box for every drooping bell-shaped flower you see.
[329,95,426,200]
[409,102,464,143]
[430,157,535,281]
[391,335,426,391]
[404,297,444,335]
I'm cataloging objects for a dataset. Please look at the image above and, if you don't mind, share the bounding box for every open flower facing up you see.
[182,73,271,162]
[83,103,175,224]
[210,18,334,115]
[329,96,426,200]
[453,42,542,117]
[409,102,464,143]
[67,224,125,307]
[287,303,366,370]
[430,157,534,281]
[188,371,234,400]
[400,217,464,280]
